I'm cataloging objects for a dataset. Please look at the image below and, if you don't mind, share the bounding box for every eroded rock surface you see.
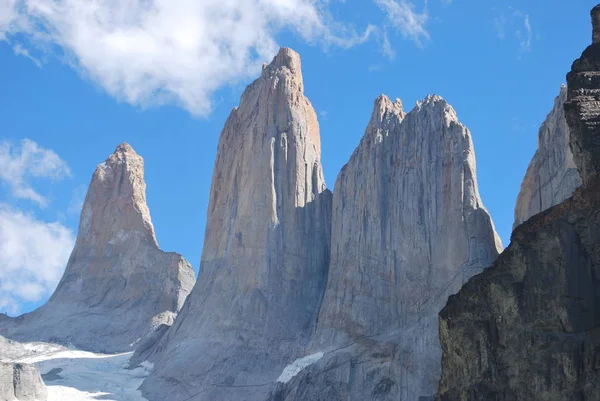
[270,94,502,401]
[513,86,580,229]
[0,143,195,353]
[0,362,47,401]
[436,7,600,401]
[139,48,332,401]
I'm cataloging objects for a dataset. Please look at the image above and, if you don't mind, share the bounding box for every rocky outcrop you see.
[139,48,332,401]
[513,86,580,229]
[0,143,196,353]
[0,362,47,401]
[270,94,502,401]
[436,7,600,401]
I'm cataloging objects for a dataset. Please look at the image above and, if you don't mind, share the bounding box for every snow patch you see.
[276,352,324,384]
[98,162,108,170]
[6,342,150,401]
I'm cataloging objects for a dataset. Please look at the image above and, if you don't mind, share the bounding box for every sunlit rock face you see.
[436,7,600,401]
[269,94,502,401]
[513,85,580,230]
[139,47,332,401]
[1,143,195,353]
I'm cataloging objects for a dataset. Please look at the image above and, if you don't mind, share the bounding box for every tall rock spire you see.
[1,143,196,353]
[436,7,600,400]
[513,86,580,229]
[270,94,502,401]
[140,47,332,401]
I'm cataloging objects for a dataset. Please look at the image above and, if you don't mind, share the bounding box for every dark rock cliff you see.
[436,6,600,401]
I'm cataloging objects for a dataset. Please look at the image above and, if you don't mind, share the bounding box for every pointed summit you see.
[2,143,195,353]
[273,94,502,401]
[80,141,157,248]
[140,47,332,401]
[269,47,302,74]
[368,94,405,129]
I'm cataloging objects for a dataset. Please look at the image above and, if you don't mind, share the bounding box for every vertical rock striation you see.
[139,48,332,401]
[436,6,600,401]
[270,94,502,401]
[513,86,580,229]
[0,362,47,401]
[1,143,196,353]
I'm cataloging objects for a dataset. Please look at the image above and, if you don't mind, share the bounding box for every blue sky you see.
[0,0,595,315]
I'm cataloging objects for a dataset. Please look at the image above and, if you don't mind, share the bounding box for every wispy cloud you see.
[0,204,74,315]
[12,43,42,67]
[381,29,396,59]
[516,13,532,54]
[374,0,430,47]
[494,7,534,56]
[0,139,71,207]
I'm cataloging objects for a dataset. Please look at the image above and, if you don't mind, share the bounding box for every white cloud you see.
[0,138,71,207]
[373,0,429,46]
[0,0,434,116]
[0,204,75,315]
[0,0,376,117]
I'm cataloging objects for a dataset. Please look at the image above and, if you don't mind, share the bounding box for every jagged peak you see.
[114,142,135,154]
[271,47,301,71]
[239,47,305,108]
[412,94,459,125]
[260,47,303,85]
[370,94,405,124]
[416,94,447,107]
[83,142,157,247]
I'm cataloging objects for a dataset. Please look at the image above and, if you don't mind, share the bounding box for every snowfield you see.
[2,341,152,401]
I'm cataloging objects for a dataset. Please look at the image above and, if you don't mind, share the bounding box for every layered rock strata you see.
[270,94,502,401]
[513,86,580,229]
[436,6,600,401]
[139,48,332,401]
[1,143,195,353]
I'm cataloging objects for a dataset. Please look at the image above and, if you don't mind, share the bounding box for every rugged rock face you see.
[436,7,600,401]
[513,85,580,229]
[139,48,332,401]
[270,94,502,401]
[0,143,195,353]
[0,362,47,401]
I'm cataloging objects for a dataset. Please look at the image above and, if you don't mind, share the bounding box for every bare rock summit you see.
[139,47,332,401]
[1,143,195,353]
[270,93,502,401]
